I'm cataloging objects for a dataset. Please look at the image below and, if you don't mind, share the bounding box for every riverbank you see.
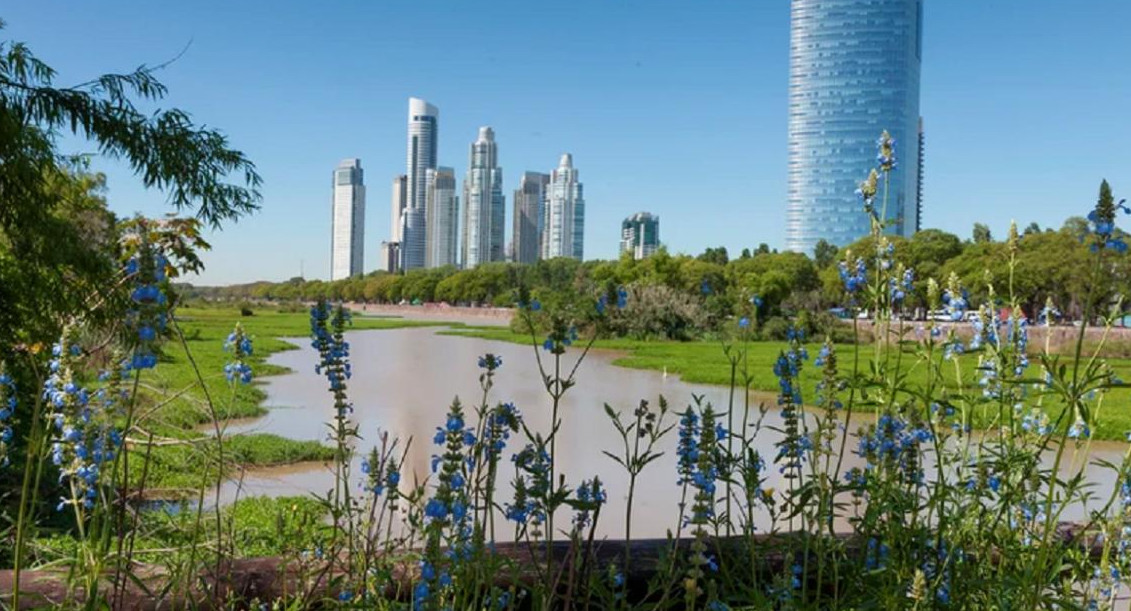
[133,305,448,491]
[440,324,1131,440]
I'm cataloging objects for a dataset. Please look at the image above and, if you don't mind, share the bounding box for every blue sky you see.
[5,1,1130,285]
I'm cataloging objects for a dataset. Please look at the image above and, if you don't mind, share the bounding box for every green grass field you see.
[439,325,1131,441]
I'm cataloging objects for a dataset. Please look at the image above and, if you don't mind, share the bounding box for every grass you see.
[129,305,443,490]
[440,324,1131,440]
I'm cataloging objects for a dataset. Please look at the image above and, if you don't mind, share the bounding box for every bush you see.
[606,283,710,341]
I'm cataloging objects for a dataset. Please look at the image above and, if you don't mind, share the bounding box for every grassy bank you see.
[441,324,1131,440]
[133,305,444,490]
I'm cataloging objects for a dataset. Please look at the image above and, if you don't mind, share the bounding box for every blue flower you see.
[738,317,750,329]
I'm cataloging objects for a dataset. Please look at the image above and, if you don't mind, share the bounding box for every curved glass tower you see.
[786,0,923,254]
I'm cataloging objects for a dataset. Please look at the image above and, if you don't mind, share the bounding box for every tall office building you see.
[425,166,459,268]
[542,153,584,260]
[403,97,438,270]
[785,0,923,254]
[379,241,400,273]
[513,172,549,264]
[621,212,660,260]
[916,117,925,231]
[330,159,365,280]
[390,174,407,243]
[461,127,505,268]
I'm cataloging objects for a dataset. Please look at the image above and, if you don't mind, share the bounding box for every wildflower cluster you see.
[848,414,932,490]
[0,366,15,467]
[773,328,810,477]
[123,239,170,370]
[1086,180,1130,252]
[572,477,607,528]
[418,400,477,609]
[483,402,521,460]
[310,301,352,415]
[45,327,123,512]
[361,447,401,498]
[838,254,867,295]
[506,442,551,527]
[222,322,254,385]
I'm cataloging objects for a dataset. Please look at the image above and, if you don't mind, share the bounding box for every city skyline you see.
[8,2,1130,285]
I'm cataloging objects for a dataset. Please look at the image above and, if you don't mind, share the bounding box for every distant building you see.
[379,241,400,273]
[330,158,365,280]
[403,97,438,270]
[785,0,923,253]
[513,171,549,264]
[621,212,660,260]
[916,117,925,231]
[542,154,584,260]
[425,166,459,268]
[461,127,505,267]
[390,174,407,244]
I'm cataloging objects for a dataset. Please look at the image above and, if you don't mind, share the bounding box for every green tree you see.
[972,223,993,244]
[812,239,839,269]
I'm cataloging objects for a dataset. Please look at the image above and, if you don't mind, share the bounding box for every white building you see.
[330,158,365,280]
[390,174,406,244]
[403,97,438,270]
[425,166,459,268]
[621,211,660,260]
[542,153,584,260]
[461,127,505,267]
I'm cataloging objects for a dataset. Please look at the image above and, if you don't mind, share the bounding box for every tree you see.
[755,243,771,255]
[1023,222,1041,236]
[739,248,752,260]
[812,239,838,269]
[697,246,729,266]
[972,223,993,244]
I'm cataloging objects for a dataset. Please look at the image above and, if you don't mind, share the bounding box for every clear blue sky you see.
[5,1,1130,285]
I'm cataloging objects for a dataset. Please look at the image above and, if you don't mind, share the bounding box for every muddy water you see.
[216,326,1130,539]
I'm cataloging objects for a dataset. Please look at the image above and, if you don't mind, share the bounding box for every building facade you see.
[425,166,459,268]
[542,154,584,260]
[513,171,549,265]
[390,174,407,244]
[330,159,366,280]
[621,212,660,260]
[785,0,923,254]
[461,127,505,268]
[379,241,400,273]
[403,97,438,270]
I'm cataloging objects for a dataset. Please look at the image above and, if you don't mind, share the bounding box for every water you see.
[215,326,1130,539]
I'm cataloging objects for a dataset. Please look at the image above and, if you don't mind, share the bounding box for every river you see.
[214,325,1130,540]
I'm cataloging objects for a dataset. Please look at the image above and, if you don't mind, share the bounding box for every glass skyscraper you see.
[425,166,459,268]
[542,154,584,260]
[786,0,923,254]
[513,172,549,265]
[403,97,438,270]
[461,127,505,268]
[330,159,365,280]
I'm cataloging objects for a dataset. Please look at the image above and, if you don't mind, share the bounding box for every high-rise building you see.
[390,174,407,244]
[461,127,505,268]
[542,154,584,260]
[621,212,660,260]
[330,158,365,280]
[403,97,438,270]
[425,166,459,268]
[513,172,549,264]
[379,241,400,273]
[916,117,925,232]
[785,0,923,254]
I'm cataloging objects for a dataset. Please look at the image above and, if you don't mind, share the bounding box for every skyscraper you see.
[425,166,459,268]
[785,0,923,254]
[513,171,549,264]
[390,174,407,244]
[403,97,438,270]
[461,127,505,268]
[330,158,365,280]
[542,154,584,260]
[621,212,660,260]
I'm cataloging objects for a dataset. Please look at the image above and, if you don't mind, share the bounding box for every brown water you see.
[216,327,1131,540]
